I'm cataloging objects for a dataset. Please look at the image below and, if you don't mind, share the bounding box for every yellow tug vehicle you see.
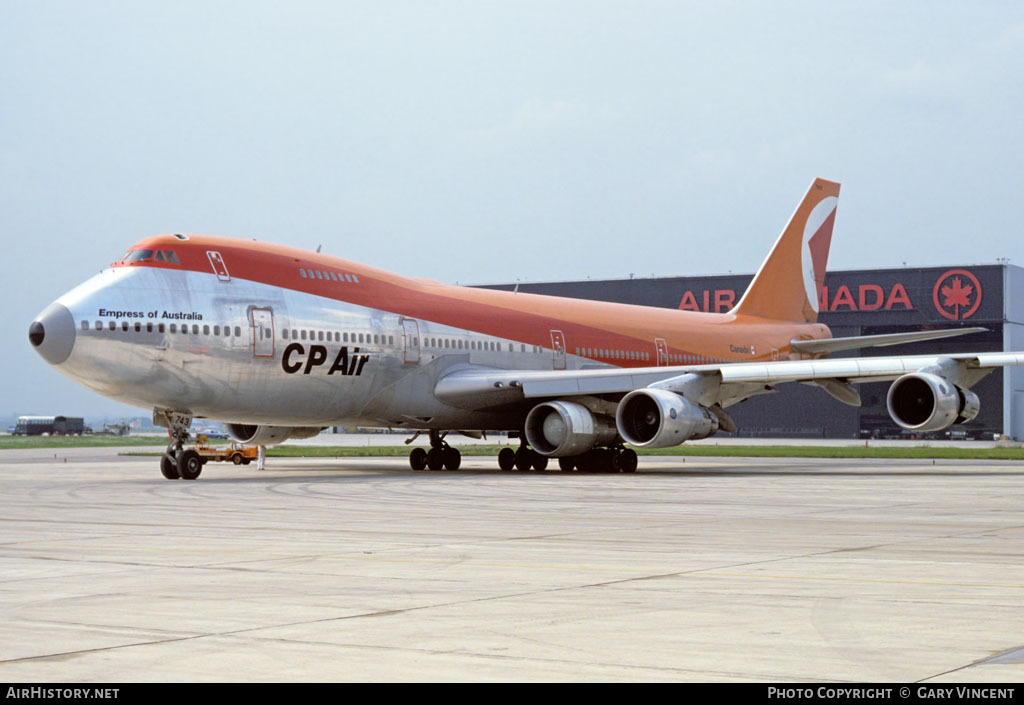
[193,435,258,465]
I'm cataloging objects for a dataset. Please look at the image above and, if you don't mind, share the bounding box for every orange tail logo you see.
[731,178,840,323]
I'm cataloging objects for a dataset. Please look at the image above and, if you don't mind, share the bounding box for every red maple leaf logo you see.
[933,269,982,320]
[942,277,973,310]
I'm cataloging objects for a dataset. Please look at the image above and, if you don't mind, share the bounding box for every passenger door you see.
[655,338,669,366]
[401,318,420,364]
[550,330,566,370]
[250,307,274,358]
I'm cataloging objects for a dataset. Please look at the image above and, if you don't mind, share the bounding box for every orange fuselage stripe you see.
[114,234,829,364]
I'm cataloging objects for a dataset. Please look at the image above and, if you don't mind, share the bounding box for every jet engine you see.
[224,423,325,445]
[524,401,618,457]
[886,373,980,432]
[615,389,719,448]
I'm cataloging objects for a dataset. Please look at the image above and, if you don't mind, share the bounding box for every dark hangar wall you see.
[479,265,1005,439]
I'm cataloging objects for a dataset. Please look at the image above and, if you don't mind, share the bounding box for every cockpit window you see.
[125,249,154,262]
[123,249,179,264]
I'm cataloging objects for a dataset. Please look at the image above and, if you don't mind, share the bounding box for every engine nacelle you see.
[224,423,325,445]
[615,389,719,448]
[524,401,618,457]
[886,373,980,432]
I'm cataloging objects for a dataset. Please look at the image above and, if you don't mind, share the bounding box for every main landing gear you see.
[496,445,636,472]
[409,430,462,471]
[158,412,206,481]
[404,432,639,474]
[553,446,638,473]
[496,444,548,471]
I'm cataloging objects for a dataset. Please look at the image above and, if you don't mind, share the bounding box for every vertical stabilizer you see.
[730,178,840,323]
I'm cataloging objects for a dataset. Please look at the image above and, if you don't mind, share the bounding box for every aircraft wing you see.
[789,327,987,355]
[434,351,1024,410]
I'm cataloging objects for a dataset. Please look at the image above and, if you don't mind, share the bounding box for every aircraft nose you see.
[29,302,76,365]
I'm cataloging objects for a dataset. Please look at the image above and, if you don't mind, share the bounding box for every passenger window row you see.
[86,320,242,337]
[283,329,394,345]
[577,346,652,362]
[299,268,360,284]
[573,345,736,365]
[280,329,543,355]
[422,337,536,353]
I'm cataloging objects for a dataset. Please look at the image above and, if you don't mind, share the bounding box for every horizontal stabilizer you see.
[790,327,987,355]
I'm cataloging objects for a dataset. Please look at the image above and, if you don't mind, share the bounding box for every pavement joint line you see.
[3,557,991,682]
[5,513,1021,533]
[0,625,849,683]
[917,645,1024,682]
[5,541,1024,590]
[0,563,870,680]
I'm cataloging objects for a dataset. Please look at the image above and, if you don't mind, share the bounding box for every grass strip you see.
[0,435,169,449]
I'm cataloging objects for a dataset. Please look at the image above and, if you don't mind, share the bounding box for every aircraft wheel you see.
[409,447,428,471]
[620,449,638,473]
[531,454,548,471]
[608,451,623,473]
[426,447,445,471]
[558,457,575,472]
[177,450,203,480]
[513,448,533,471]
[160,454,180,480]
[443,447,462,471]
[497,447,515,471]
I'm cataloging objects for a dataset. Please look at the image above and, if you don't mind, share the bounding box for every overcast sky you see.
[3,1,1023,419]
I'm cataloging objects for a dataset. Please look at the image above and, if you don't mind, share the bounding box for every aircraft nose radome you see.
[29,302,75,365]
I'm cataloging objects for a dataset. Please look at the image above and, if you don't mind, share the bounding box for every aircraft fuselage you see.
[37,233,826,431]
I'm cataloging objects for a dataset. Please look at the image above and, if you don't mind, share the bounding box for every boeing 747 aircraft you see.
[28,179,1024,479]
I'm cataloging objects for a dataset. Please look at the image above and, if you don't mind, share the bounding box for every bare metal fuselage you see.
[53,266,589,430]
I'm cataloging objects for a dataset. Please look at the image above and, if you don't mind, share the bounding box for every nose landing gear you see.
[157,411,203,480]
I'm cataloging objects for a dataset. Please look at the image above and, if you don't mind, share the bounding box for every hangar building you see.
[483,264,1024,441]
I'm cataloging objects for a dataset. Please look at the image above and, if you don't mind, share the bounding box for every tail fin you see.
[730,178,840,323]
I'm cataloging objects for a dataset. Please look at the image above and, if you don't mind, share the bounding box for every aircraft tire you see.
[443,447,461,471]
[426,448,445,471]
[177,450,203,480]
[574,452,595,473]
[601,449,620,473]
[513,448,533,471]
[620,449,638,473]
[409,447,428,471]
[497,447,515,471]
[531,454,548,471]
[160,454,180,480]
[558,457,575,472]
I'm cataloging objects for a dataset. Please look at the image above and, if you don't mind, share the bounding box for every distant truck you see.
[95,420,131,436]
[14,415,87,436]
